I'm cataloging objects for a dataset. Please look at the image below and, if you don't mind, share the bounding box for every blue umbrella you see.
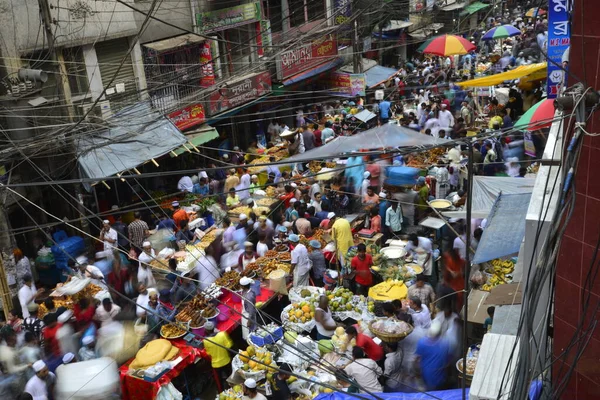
[482,24,522,40]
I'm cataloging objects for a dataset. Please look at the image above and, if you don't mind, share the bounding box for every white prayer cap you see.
[327,212,336,219]
[379,192,387,198]
[142,241,151,247]
[239,213,248,220]
[103,219,110,224]
[82,336,95,345]
[57,310,73,323]
[62,353,75,363]
[240,277,254,286]
[244,378,257,389]
[33,360,46,372]
[363,171,371,178]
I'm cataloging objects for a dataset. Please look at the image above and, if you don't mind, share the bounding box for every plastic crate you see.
[249,326,283,347]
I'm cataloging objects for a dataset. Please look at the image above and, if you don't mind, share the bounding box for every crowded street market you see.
[0,0,592,399]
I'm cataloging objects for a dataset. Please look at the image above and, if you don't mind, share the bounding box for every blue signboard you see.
[546,0,572,98]
[334,0,352,25]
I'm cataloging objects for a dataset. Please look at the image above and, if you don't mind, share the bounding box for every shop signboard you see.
[334,0,352,25]
[206,70,271,116]
[196,2,260,34]
[546,0,571,98]
[276,35,338,81]
[168,104,206,131]
[322,72,366,97]
[199,42,215,87]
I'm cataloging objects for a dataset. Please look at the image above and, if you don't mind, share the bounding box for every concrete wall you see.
[134,0,194,44]
[0,0,139,55]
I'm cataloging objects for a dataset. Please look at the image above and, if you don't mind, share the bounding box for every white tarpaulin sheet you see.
[284,124,448,164]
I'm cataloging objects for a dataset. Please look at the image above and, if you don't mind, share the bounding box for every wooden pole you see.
[0,256,13,320]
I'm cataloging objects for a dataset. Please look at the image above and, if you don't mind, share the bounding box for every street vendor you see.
[308,240,326,286]
[18,274,43,319]
[137,241,157,288]
[404,233,433,279]
[172,201,189,232]
[99,220,118,258]
[349,243,374,296]
[243,378,267,400]
[345,326,383,362]
[275,225,289,245]
[226,188,241,208]
[238,242,258,271]
[289,234,311,287]
[315,295,336,340]
[249,175,260,194]
[240,277,256,340]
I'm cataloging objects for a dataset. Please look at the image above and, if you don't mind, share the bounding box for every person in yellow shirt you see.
[203,321,234,391]
[328,213,354,268]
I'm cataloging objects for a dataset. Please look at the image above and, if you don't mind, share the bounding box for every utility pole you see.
[37,0,75,121]
[353,19,363,74]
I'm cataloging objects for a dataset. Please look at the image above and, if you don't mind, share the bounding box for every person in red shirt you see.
[42,313,62,358]
[279,185,295,209]
[73,297,95,332]
[350,243,373,296]
[171,201,189,232]
[345,325,383,362]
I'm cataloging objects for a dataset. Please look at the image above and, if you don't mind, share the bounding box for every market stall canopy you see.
[514,98,556,131]
[442,176,535,219]
[441,0,468,11]
[353,109,377,122]
[284,124,449,164]
[365,65,400,88]
[313,389,469,400]
[456,63,547,87]
[385,166,421,186]
[381,20,413,31]
[409,23,444,40]
[421,34,476,56]
[77,103,187,180]
[282,57,343,86]
[460,1,489,16]
[472,193,532,264]
[171,124,219,157]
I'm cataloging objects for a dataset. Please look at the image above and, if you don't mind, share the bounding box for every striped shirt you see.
[128,219,148,248]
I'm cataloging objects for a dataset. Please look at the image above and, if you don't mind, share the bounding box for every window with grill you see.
[63,46,89,96]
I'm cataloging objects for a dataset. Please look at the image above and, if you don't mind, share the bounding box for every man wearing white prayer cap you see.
[361,171,371,197]
[243,377,267,399]
[78,335,97,362]
[239,276,256,340]
[99,219,118,256]
[137,241,157,288]
[25,360,55,400]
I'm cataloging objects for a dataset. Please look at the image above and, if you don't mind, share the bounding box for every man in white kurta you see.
[438,104,455,130]
[289,235,312,287]
[25,360,55,400]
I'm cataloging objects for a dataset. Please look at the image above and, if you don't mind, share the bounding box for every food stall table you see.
[119,339,208,400]
[216,285,277,334]
[361,232,384,247]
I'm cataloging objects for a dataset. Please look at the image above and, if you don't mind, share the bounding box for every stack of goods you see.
[242,257,288,279]
[149,259,170,272]
[128,339,180,370]
[282,302,316,333]
[247,147,288,175]
[175,246,204,274]
[255,198,278,207]
[216,270,242,292]
[288,286,324,305]
[160,323,188,339]
[405,147,446,168]
[195,229,218,251]
[309,229,330,249]
[232,345,278,380]
[375,264,420,283]
[229,206,270,217]
[216,385,243,400]
[308,161,337,174]
[369,318,413,342]
[331,326,355,352]
[326,287,363,319]
[481,258,515,291]
[176,295,219,328]
[249,323,284,346]
[40,278,104,318]
[368,280,408,302]
[457,344,480,378]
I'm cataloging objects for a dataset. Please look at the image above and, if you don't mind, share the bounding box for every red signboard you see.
[199,42,215,87]
[168,104,206,131]
[207,71,271,116]
[276,35,338,81]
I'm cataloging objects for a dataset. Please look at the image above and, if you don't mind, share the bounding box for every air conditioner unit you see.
[79,100,111,121]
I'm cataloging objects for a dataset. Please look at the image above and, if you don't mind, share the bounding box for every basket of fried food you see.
[277,252,291,263]
[160,322,189,339]
[273,244,289,253]
[215,270,242,291]
[368,318,413,343]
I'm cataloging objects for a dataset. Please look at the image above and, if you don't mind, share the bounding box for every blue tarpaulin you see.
[365,65,399,88]
[385,166,421,186]
[472,193,532,264]
[314,389,469,400]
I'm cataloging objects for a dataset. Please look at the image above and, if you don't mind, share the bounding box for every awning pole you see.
[462,141,474,399]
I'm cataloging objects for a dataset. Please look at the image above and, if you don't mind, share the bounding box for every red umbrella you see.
[420,34,476,56]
